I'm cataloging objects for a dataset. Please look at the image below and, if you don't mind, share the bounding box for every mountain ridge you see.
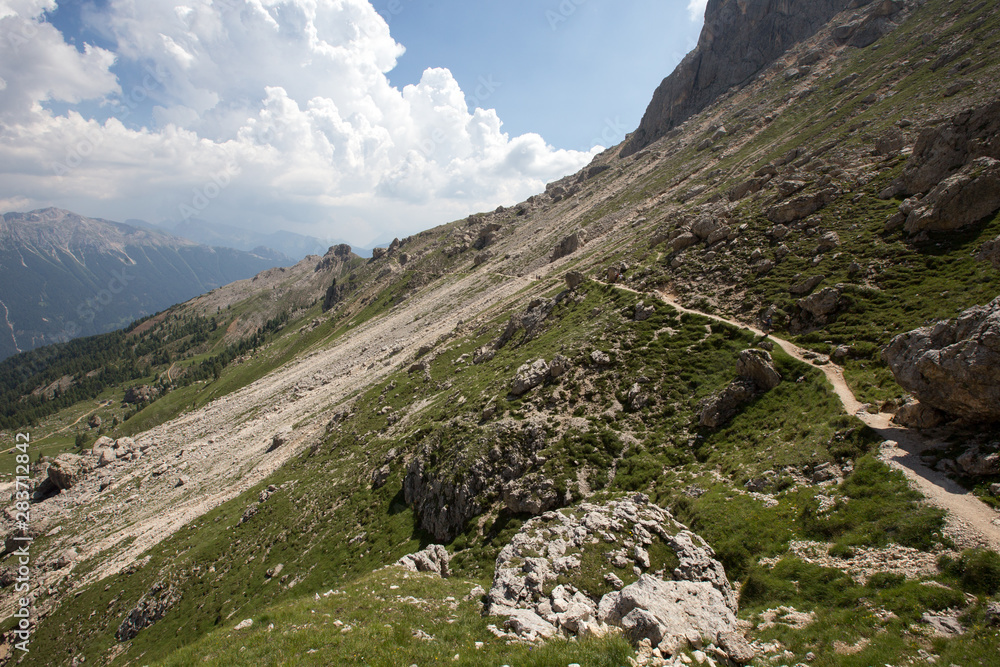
[0,208,294,361]
[622,0,899,157]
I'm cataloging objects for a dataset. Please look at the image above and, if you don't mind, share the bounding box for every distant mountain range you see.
[0,208,293,361]
[127,217,375,260]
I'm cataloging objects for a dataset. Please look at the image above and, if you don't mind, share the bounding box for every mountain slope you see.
[0,209,291,360]
[3,0,1000,665]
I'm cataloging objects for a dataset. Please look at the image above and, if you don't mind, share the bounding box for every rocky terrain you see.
[2,0,1000,665]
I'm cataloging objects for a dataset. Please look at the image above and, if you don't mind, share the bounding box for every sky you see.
[0,0,706,246]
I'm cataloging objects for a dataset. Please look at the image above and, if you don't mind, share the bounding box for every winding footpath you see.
[651,287,1000,551]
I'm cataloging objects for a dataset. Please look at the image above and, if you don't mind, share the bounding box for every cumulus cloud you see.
[687,0,709,22]
[0,0,600,245]
[0,1,119,120]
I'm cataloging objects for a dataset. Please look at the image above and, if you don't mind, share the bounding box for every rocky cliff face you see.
[622,0,856,157]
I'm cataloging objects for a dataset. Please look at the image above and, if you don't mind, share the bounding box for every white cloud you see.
[0,0,599,245]
[687,0,708,22]
[0,2,119,120]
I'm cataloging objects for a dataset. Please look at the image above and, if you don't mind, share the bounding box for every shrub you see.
[939,549,1000,595]
[866,572,906,590]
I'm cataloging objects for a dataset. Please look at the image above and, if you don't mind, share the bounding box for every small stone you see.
[234,618,252,630]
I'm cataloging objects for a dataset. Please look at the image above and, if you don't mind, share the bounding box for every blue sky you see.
[378,0,700,151]
[1,1,704,245]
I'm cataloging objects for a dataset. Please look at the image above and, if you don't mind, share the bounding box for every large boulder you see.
[92,436,114,454]
[898,100,1000,196]
[564,271,585,290]
[700,349,782,428]
[766,189,837,224]
[883,296,1000,422]
[892,400,946,429]
[395,544,450,578]
[956,448,1000,477]
[699,380,758,429]
[798,287,842,323]
[903,157,1000,234]
[268,428,292,452]
[97,448,116,468]
[671,231,700,252]
[690,215,721,241]
[47,453,91,491]
[736,349,782,391]
[123,385,159,405]
[510,359,550,396]
[548,354,572,379]
[550,231,587,262]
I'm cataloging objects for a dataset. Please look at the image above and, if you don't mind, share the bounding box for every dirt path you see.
[50,404,104,436]
[648,288,1000,551]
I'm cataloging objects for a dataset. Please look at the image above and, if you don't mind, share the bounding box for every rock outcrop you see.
[903,157,1000,234]
[395,544,451,578]
[45,453,92,491]
[116,581,181,641]
[510,359,550,396]
[404,418,549,541]
[551,231,587,262]
[977,236,1000,270]
[798,286,842,324]
[883,296,1000,422]
[123,385,159,405]
[700,349,782,428]
[485,496,752,662]
[897,100,1000,196]
[622,0,855,157]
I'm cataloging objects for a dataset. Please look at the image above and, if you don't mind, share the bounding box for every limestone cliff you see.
[621,0,856,157]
